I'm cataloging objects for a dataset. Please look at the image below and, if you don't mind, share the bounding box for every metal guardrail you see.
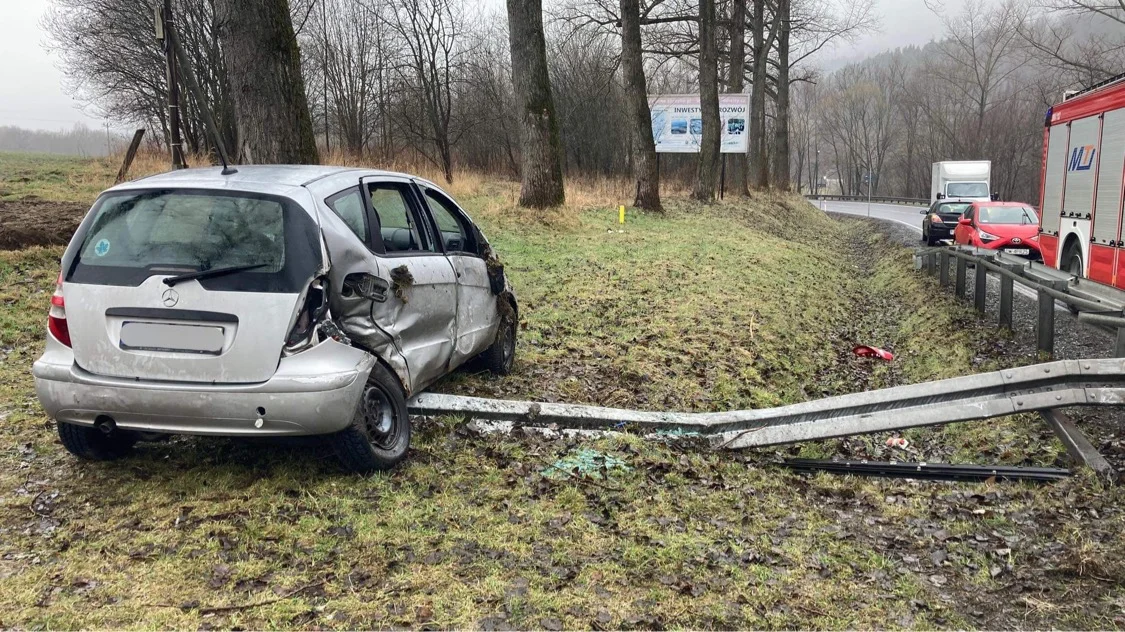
[400,243,1125,478]
[806,194,930,206]
[917,245,1125,355]
[407,357,1125,452]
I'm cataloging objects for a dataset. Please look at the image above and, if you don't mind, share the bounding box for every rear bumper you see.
[32,337,375,437]
[928,223,955,237]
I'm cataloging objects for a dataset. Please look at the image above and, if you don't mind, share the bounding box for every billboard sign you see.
[648,94,750,154]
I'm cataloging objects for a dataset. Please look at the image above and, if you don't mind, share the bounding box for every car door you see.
[922,202,939,234]
[415,183,499,369]
[955,206,975,244]
[325,177,459,392]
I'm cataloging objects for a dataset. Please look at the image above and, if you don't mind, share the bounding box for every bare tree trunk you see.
[727,0,749,196]
[506,0,566,207]
[692,0,721,202]
[215,0,319,164]
[748,0,768,189]
[620,0,662,211]
[770,0,790,191]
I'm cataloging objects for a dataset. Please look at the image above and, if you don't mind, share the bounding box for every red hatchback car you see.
[953,201,1042,260]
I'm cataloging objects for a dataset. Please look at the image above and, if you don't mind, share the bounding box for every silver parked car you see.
[33,165,518,472]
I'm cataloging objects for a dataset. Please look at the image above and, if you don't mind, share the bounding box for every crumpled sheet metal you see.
[315,199,412,392]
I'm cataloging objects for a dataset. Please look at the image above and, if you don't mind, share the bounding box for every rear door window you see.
[325,187,368,242]
[368,184,432,253]
[66,189,320,292]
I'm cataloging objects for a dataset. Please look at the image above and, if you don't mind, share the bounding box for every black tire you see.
[480,308,516,375]
[1064,247,1084,279]
[1062,244,1084,314]
[57,421,136,461]
[924,226,936,247]
[330,362,411,473]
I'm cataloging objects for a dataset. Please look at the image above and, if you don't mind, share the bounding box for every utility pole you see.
[814,148,820,195]
[160,0,186,169]
[866,169,873,217]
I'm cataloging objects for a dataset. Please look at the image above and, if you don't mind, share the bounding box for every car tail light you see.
[930,214,944,224]
[48,273,71,347]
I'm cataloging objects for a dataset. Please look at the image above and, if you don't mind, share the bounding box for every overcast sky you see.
[0,0,969,132]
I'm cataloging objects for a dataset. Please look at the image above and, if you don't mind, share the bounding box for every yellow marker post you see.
[619,205,625,224]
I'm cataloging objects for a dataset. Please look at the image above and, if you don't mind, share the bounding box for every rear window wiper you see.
[162,263,269,287]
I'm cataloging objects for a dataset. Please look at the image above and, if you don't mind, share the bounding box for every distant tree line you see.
[44,0,875,208]
[0,124,125,156]
[795,0,1125,205]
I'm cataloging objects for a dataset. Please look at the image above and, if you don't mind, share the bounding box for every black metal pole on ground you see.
[939,252,950,287]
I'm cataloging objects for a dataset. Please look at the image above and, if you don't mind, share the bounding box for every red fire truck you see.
[1039,73,1125,286]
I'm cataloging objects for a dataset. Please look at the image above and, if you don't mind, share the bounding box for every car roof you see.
[972,201,1030,207]
[109,164,422,192]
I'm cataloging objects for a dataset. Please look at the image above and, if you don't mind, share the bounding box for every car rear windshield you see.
[65,189,321,292]
[946,182,989,198]
[937,203,971,215]
[977,205,1038,225]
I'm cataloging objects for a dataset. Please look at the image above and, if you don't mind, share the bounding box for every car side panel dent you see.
[315,195,413,393]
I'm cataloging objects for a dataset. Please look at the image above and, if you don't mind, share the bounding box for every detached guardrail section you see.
[409,358,1125,447]
[406,244,1122,480]
[916,246,1125,356]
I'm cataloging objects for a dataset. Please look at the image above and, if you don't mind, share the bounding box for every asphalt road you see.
[816,197,1059,307]
[816,199,929,234]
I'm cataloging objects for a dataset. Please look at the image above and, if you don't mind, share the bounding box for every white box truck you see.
[931,161,992,202]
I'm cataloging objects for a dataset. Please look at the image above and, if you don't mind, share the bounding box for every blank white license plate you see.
[1005,248,1030,255]
[120,322,224,355]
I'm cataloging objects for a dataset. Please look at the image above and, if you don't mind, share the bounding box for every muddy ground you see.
[0,200,87,250]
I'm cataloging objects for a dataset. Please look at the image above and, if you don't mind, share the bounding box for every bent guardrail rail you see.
[408,357,1125,452]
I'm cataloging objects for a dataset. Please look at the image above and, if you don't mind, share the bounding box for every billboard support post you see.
[720,155,727,200]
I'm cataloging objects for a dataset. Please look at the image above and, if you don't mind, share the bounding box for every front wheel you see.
[480,309,516,375]
[330,362,411,473]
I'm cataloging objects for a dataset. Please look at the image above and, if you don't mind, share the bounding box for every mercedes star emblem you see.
[162,288,179,307]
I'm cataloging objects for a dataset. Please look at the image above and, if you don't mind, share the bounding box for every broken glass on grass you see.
[542,448,631,480]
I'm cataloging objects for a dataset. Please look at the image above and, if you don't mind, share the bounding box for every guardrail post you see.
[955,256,967,298]
[925,252,936,276]
[1036,279,1068,356]
[998,263,1020,330]
[939,251,950,287]
[974,258,987,312]
[1116,327,1125,358]
[1037,288,1054,354]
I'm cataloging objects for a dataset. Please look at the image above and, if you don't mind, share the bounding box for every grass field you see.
[0,153,1123,628]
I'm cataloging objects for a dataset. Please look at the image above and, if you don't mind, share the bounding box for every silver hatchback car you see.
[33,165,517,472]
